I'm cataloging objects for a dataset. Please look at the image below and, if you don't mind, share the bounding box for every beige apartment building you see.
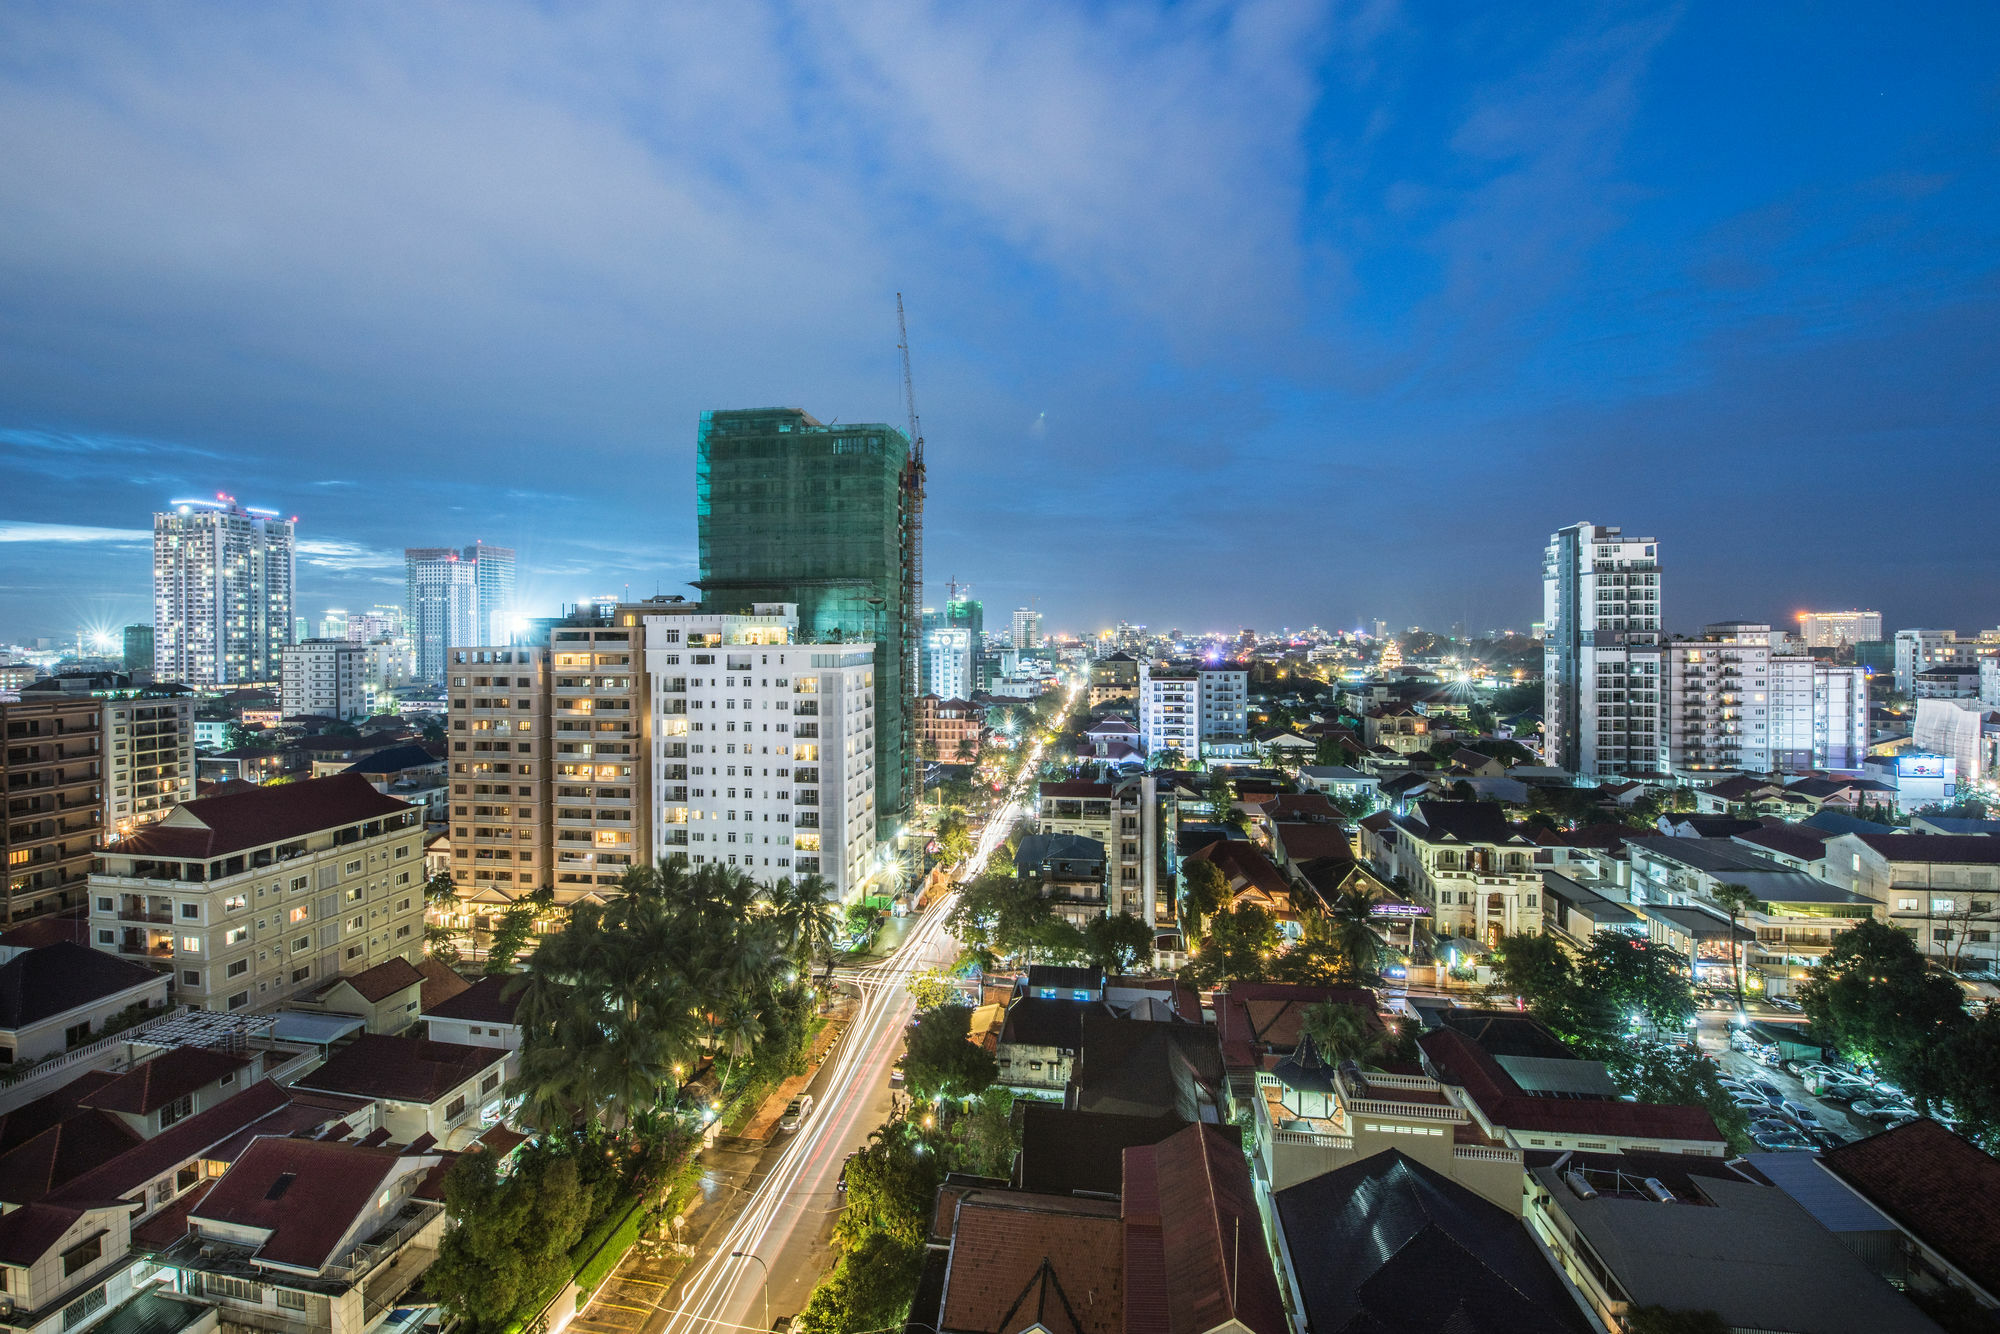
[105,691,194,838]
[446,615,650,908]
[1,694,103,925]
[88,774,426,1012]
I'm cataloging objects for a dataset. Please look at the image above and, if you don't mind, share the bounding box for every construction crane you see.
[896,293,926,819]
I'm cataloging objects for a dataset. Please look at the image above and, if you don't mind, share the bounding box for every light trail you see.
[656,680,1073,1334]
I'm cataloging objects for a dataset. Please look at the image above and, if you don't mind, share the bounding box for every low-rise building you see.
[291,1034,507,1147]
[0,942,169,1067]
[287,957,426,1035]
[1819,1119,2000,1322]
[89,776,426,1013]
[1378,802,1542,944]
[1013,833,1107,926]
[1825,833,2000,975]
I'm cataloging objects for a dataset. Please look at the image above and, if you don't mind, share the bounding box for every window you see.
[181,902,200,918]
[289,906,310,924]
[179,936,201,954]
[275,1290,308,1312]
[290,876,308,892]
[1897,897,1921,912]
[292,966,311,983]
[292,935,310,952]
[95,896,112,912]
[445,1094,468,1121]
[224,894,247,911]
[346,945,364,961]
[227,958,248,978]
[482,1071,501,1093]
[64,1020,91,1047]
[227,991,250,1010]
[1934,898,1957,915]
[182,969,201,987]
[344,860,362,876]
[225,926,249,946]
[99,929,115,945]
[349,916,365,931]
[60,1286,106,1331]
[159,1094,193,1128]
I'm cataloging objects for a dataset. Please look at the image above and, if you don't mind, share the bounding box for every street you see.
[628,692,1059,1333]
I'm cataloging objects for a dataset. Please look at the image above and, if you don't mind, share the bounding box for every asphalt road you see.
[647,697,1059,1333]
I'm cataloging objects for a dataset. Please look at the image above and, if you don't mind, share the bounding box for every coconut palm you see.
[713,994,764,1095]
[1712,883,1762,1005]
[1300,1000,1394,1069]
[1327,887,1383,984]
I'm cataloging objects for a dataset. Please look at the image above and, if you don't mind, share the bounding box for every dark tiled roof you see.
[107,774,413,859]
[1214,984,1380,1073]
[338,744,440,776]
[1039,781,1114,799]
[1015,1104,1235,1198]
[1704,776,1782,801]
[0,943,163,1028]
[1270,821,1352,863]
[1820,1118,2000,1295]
[1071,1013,1225,1122]
[0,915,90,949]
[1853,834,2000,866]
[1734,824,1834,863]
[81,1047,252,1116]
[1272,1149,1595,1334]
[1399,801,1533,846]
[52,1079,296,1204]
[193,1137,405,1270]
[1185,840,1289,902]
[295,1034,503,1104]
[338,956,425,1004]
[1026,965,1102,993]
[1000,998,1101,1052]
[0,1201,91,1266]
[423,974,522,1026]
[1123,1124,1286,1334]
[0,1109,141,1205]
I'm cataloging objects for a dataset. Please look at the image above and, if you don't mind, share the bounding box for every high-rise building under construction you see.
[696,408,913,842]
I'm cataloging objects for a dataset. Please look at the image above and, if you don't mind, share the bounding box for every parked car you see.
[1747,1079,1785,1105]
[780,1095,815,1131]
[1752,1127,1814,1151]
[1732,1096,1771,1113]
[1771,997,1804,1013]
[1748,1117,1795,1138]
[1853,1100,1917,1123]
[1808,1129,1849,1151]
[1815,1079,1871,1103]
[1779,1101,1823,1129]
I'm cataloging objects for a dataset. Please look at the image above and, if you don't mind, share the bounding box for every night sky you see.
[2,4,1996,643]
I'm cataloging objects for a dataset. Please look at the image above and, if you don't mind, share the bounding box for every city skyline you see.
[2,6,1997,639]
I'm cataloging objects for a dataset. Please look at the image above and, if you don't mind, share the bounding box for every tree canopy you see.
[901,1004,999,1102]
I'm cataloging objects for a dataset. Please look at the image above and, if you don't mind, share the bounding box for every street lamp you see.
[731,1251,770,1331]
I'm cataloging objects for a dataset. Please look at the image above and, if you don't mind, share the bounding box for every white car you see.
[780,1095,815,1131]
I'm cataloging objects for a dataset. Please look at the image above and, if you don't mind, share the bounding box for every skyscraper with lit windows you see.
[152,495,296,685]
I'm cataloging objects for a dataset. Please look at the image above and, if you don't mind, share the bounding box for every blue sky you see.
[1,2,1996,643]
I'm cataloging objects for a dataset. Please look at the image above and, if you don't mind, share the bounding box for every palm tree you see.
[1712,883,1763,1006]
[1327,887,1383,984]
[768,875,840,976]
[1299,1000,1393,1068]
[714,995,764,1095]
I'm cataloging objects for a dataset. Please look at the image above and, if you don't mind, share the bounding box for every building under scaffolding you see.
[695,408,914,843]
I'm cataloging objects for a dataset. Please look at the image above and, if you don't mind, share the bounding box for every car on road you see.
[890,1057,906,1085]
[780,1095,815,1131]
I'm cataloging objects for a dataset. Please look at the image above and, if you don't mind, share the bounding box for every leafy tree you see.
[1937,1009,2000,1152]
[793,1232,924,1334]
[1799,918,1968,1098]
[1578,933,1695,1032]
[425,922,463,969]
[902,1005,999,1102]
[769,875,840,974]
[483,905,537,975]
[1299,1000,1394,1067]
[906,966,962,1012]
[1182,858,1228,928]
[1602,1042,1752,1155]
[1493,932,1574,1005]
[1325,888,1383,984]
[1182,904,1279,987]
[1082,913,1155,975]
[935,811,975,865]
[948,1087,1019,1178]
[835,1118,945,1250]
[427,1144,595,1333]
[424,871,459,906]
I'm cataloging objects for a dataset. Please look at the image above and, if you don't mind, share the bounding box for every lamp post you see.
[731,1251,770,1331]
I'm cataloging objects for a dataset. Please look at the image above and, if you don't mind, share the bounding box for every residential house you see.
[1361,706,1430,755]
[1013,834,1108,926]
[291,1034,506,1148]
[1626,836,1879,996]
[1270,1149,1596,1334]
[995,996,1103,1094]
[1181,840,1293,930]
[1380,802,1543,944]
[1528,1150,1940,1334]
[1824,833,2000,975]
[0,944,170,1067]
[287,957,425,1036]
[1818,1119,2000,1322]
[1417,1011,1726,1157]
[1066,1012,1226,1123]
[1212,982,1381,1106]
[1295,765,1379,809]
[419,975,523,1068]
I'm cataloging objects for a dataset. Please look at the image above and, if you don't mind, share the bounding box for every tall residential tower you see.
[1542,522,1662,779]
[695,408,912,841]
[406,544,515,683]
[152,496,296,685]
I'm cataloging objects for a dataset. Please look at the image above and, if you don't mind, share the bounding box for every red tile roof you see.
[193,1137,406,1270]
[1214,984,1379,1074]
[417,958,473,1012]
[423,974,522,1027]
[1820,1118,2000,1296]
[1853,834,2000,866]
[81,1047,252,1116]
[50,1078,296,1205]
[939,1190,1123,1334]
[1122,1124,1286,1334]
[0,1201,91,1266]
[1418,1028,1724,1145]
[106,774,414,859]
[339,956,425,1003]
[130,1178,213,1250]
[295,1034,503,1104]
[1271,821,1354,863]
[0,1108,140,1205]
[1185,840,1290,907]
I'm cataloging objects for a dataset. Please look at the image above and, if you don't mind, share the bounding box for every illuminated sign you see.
[1370,903,1428,917]
[1897,754,1948,778]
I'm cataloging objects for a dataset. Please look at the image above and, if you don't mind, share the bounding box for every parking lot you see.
[1705,1020,1918,1151]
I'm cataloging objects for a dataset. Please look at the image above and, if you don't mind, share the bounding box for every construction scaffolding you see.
[695,408,915,842]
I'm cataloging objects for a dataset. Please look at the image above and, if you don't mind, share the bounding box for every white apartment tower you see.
[1011,607,1043,651]
[1138,664,1198,756]
[1198,667,1249,740]
[641,602,877,902]
[924,627,974,702]
[1769,655,1868,771]
[1542,522,1663,778]
[1894,629,1977,696]
[281,639,376,721]
[1661,624,1771,777]
[152,497,296,685]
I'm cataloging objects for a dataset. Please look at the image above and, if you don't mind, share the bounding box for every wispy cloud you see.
[0,521,151,544]
[297,538,402,571]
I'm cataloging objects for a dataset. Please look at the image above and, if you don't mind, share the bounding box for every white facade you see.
[1984,657,2000,709]
[153,499,297,686]
[924,627,974,702]
[281,640,375,721]
[1770,656,1868,772]
[404,550,477,684]
[1137,665,1199,757]
[1542,522,1662,778]
[1914,698,2000,785]
[1797,610,1882,650]
[105,693,195,839]
[1895,629,1977,695]
[1198,668,1248,739]
[1010,607,1042,650]
[643,604,877,902]
[1660,625,1770,776]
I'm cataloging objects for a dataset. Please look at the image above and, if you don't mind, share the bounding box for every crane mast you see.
[896,294,926,821]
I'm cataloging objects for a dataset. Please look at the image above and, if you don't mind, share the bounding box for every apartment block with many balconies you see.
[88,775,425,1012]
[445,645,551,908]
[2,696,103,926]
